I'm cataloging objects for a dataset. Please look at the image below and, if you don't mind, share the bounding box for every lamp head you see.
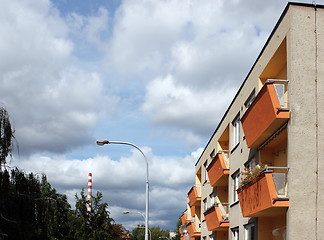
[96,139,110,146]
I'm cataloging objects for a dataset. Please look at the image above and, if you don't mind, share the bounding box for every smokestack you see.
[87,173,92,211]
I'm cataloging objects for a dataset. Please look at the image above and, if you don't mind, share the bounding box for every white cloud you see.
[141,75,237,135]
[100,0,287,141]
[11,146,200,230]
[0,0,118,155]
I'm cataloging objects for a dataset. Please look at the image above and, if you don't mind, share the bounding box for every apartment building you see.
[179,2,324,240]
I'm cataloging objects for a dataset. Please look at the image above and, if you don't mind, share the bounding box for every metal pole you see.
[97,140,149,240]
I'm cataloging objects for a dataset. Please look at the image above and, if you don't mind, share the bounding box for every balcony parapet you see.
[203,203,229,231]
[237,167,289,217]
[186,220,201,238]
[241,82,290,148]
[180,212,190,225]
[207,151,230,187]
[188,185,201,206]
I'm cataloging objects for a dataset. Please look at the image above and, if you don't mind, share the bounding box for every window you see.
[210,149,216,159]
[245,156,257,170]
[209,191,215,208]
[245,223,257,240]
[203,160,209,183]
[209,233,214,240]
[232,171,240,203]
[245,89,256,109]
[203,198,208,212]
[232,227,239,240]
[232,114,240,148]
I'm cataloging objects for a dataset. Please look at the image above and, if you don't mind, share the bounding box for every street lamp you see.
[96,139,149,240]
[123,211,151,240]
[123,210,146,222]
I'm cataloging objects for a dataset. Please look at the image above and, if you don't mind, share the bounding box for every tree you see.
[132,225,170,240]
[68,189,118,240]
[173,218,182,240]
[0,107,14,165]
[0,168,71,240]
[112,224,131,240]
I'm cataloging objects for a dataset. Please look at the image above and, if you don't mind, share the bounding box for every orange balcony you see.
[179,226,183,235]
[241,82,290,148]
[188,186,201,206]
[237,171,289,217]
[180,212,190,225]
[204,204,229,231]
[190,205,201,217]
[186,221,201,238]
[207,153,229,187]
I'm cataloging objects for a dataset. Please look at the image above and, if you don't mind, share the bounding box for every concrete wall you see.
[286,5,318,240]
[315,7,324,240]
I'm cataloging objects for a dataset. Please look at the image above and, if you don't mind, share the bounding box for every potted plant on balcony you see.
[237,164,267,192]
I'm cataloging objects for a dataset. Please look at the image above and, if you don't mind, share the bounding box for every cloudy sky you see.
[1,0,320,231]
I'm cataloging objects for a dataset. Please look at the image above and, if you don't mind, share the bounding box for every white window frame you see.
[203,160,208,183]
[232,114,240,148]
[232,170,240,203]
[232,227,239,240]
[209,233,214,240]
[209,191,215,208]
[210,149,216,159]
[245,223,257,240]
[203,198,208,212]
[244,89,256,110]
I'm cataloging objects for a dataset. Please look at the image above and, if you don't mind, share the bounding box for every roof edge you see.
[195,2,322,166]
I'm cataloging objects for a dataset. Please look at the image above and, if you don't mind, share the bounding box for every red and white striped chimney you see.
[87,173,92,211]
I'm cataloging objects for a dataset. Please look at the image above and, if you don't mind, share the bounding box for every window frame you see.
[231,227,239,240]
[244,155,258,170]
[203,160,209,183]
[232,114,241,149]
[203,198,208,212]
[245,222,257,240]
[232,170,240,203]
[244,89,256,110]
[209,190,215,208]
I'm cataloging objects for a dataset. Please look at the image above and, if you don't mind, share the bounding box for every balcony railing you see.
[241,82,290,148]
[188,185,201,206]
[207,151,230,187]
[204,202,229,231]
[237,167,289,217]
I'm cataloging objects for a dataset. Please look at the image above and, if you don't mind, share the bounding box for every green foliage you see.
[0,107,14,165]
[0,168,70,240]
[173,218,182,240]
[68,189,118,240]
[132,225,170,240]
[0,168,127,240]
[238,164,268,190]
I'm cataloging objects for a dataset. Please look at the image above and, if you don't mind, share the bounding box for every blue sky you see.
[1,0,319,232]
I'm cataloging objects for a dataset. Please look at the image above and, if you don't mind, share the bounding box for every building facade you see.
[179,3,324,240]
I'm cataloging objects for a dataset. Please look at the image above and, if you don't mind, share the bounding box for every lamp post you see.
[96,139,149,240]
[123,210,146,221]
[123,211,151,240]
